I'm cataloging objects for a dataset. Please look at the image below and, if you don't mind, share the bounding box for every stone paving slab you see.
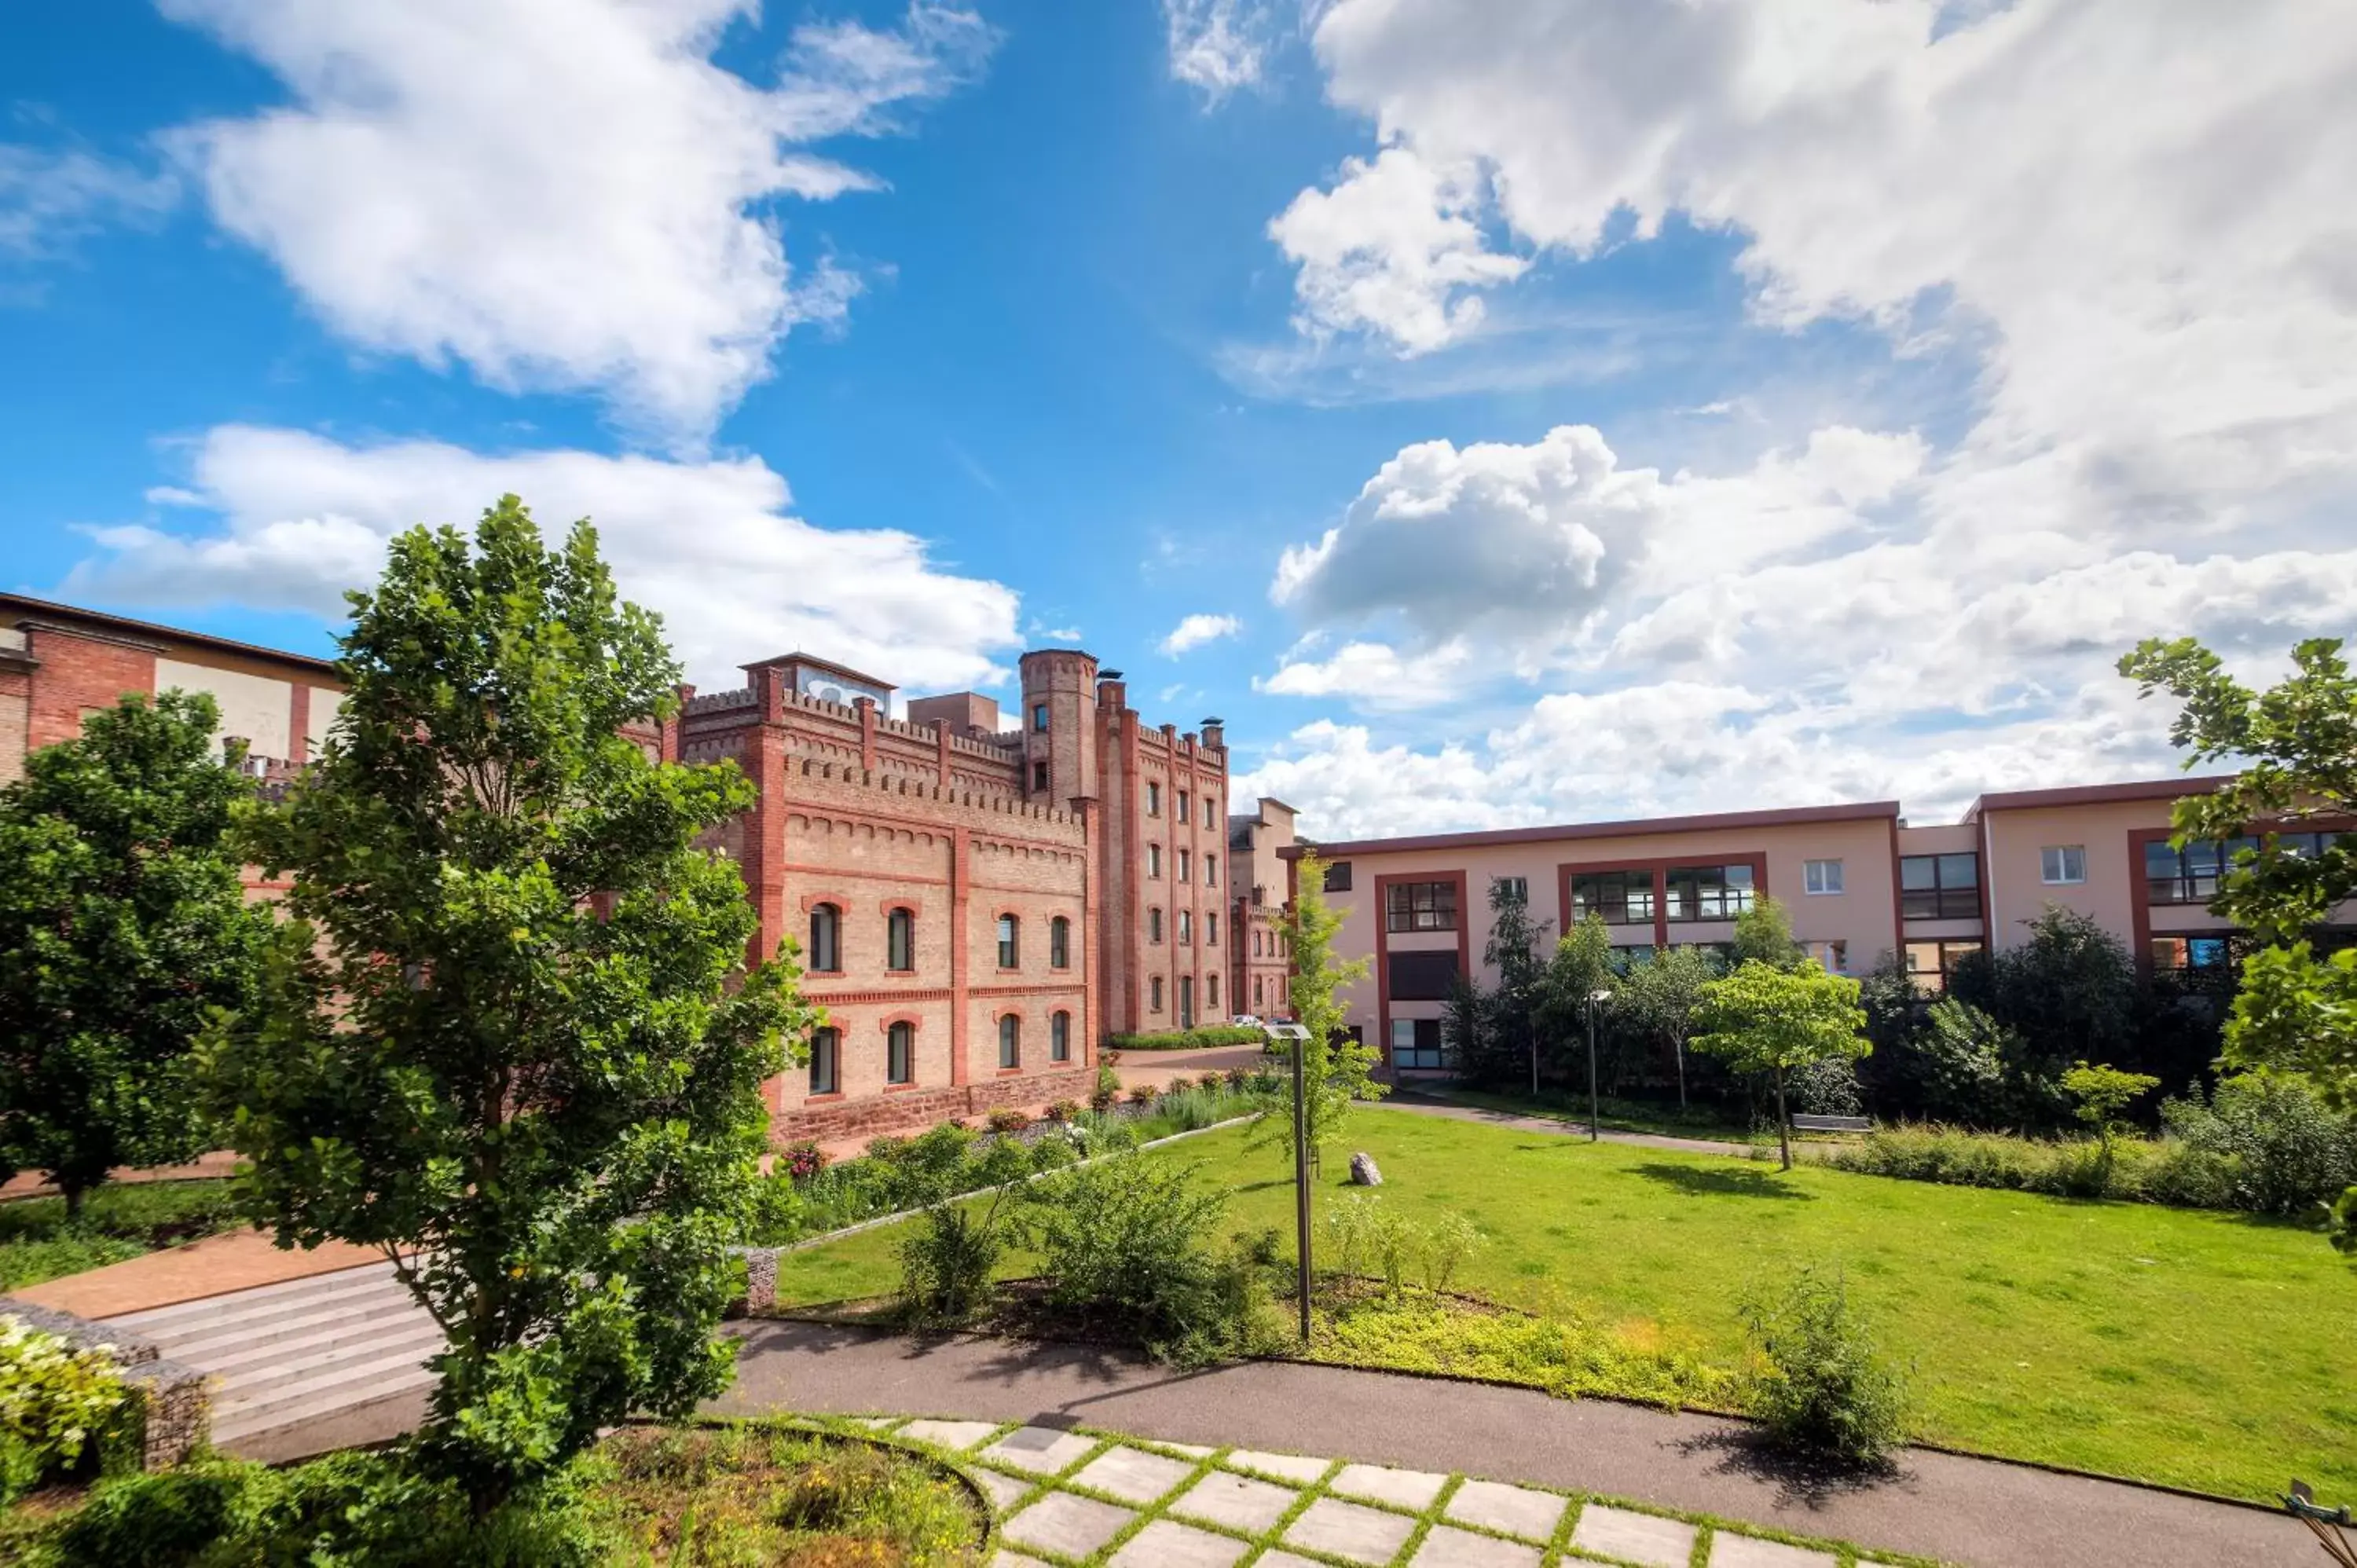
[1106,1517,1252,1567]
[1574,1503,1699,1568]
[1284,1496,1420,1565]
[1332,1460,1450,1511]
[1071,1444,1197,1504]
[1171,1470,1300,1533]
[982,1425,1099,1475]
[1412,1523,1545,1566]
[1252,1555,1327,1568]
[1445,1478,1567,1542]
[900,1417,999,1450]
[970,1467,1034,1509]
[1003,1490,1135,1558]
[988,1555,1050,1567]
[1154,1440,1215,1458]
[1710,1533,1841,1568]
[1225,1448,1332,1486]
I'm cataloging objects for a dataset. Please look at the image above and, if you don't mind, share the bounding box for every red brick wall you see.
[25,627,157,751]
[775,1066,1097,1143]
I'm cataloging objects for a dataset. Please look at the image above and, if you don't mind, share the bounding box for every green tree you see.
[1259,849,1380,1171]
[1479,877,1552,1090]
[2061,1062,2161,1156]
[0,691,267,1217]
[1692,960,1871,1169]
[1959,906,2138,1110]
[203,498,814,1515]
[1732,893,1804,969]
[1618,945,1719,1108]
[2121,633,2357,1242]
[1535,914,1617,1085]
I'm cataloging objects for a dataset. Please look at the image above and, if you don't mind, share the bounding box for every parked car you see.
[1231,1013,1263,1028]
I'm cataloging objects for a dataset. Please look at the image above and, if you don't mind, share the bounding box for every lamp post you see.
[1585,989,1611,1143]
[1263,1021,1315,1343]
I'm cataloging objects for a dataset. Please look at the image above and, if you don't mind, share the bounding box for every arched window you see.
[1253,929,1263,958]
[1178,910,1193,945]
[996,914,1019,969]
[1050,915,1070,969]
[1148,907,1164,943]
[1050,1010,1070,1063]
[998,1013,1021,1068]
[1207,912,1219,947]
[808,903,841,973]
[887,907,915,972]
[1149,976,1164,1013]
[1208,974,1220,1010]
[887,1021,913,1085]
[1253,976,1264,1008]
[810,1026,839,1095]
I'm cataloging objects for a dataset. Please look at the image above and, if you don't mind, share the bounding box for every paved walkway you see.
[1373,1094,1761,1158]
[0,1149,244,1202]
[9,1227,383,1317]
[864,1411,1874,1567]
[713,1322,2311,1568]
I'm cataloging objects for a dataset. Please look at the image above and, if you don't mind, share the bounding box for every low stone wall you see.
[774,1067,1098,1143]
[1,1296,211,1470]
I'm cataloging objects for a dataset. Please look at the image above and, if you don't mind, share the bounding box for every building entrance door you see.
[1178,976,1194,1028]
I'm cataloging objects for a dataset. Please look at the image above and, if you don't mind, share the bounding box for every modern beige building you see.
[1278,781,2355,1077]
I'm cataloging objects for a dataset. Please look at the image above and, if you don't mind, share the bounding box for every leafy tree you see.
[203,498,813,1516]
[1479,877,1552,1090]
[1535,914,1618,1086]
[1732,893,1804,969]
[2061,1062,2160,1156]
[1259,849,1380,1171]
[1953,905,2137,1122]
[2121,634,2357,1242]
[0,691,267,1217]
[1440,971,1495,1085]
[1618,945,1719,1108]
[1692,960,1871,1169]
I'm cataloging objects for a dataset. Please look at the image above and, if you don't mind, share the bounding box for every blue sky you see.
[5,1,2354,837]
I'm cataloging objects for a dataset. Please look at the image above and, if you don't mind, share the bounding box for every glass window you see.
[1390,1017,1446,1071]
[809,1027,839,1094]
[1664,863,1754,922]
[996,914,1019,969]
[1149,976,1164,1012]
[1807,940,1849,973]
[1177,789,1190,821]
[1050,915,1070,969]
[1032,760,1049,791]
[1149,907,1164,943]
[1208,973,1219,1009]
[1146,782,1161,815]
[886,1022,912,1085]
[1384,879,1458,933]
[1032,702,1049,732]
[1206,853,1218,887]
[1324,861,1352,893]
[1148,844,1162,878]
[1050,1011,1070,1063]
[1179,848,1192,883]
[1178,975,1194,1028]
[1178,910,1193,944]
[2151,936,2234,971]
[1803,859,1844,896]
[1253,975,1265,1007]
[1904,939,1981,993]
[998,1014,1020,1068]
[886,907,914,972]
[808,903,841,972]
[2041,844,2088,885]
[1571,870,1655,925]
[1252,929,1263,957]
[1900,853,1980,919]
[1205,799,1216,828]
[1206,911,1219,947]
[1493,875,1528,902]
[2147,837,2260,904]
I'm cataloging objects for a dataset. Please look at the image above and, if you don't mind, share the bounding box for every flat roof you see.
[1277,798,1903,859]
[1962,775,2234,819]
[746,650,897,692]
[0,592,339,677]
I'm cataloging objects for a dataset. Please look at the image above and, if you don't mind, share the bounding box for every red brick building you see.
[0,595,1233,1141]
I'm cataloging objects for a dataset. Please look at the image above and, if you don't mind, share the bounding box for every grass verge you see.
[0,1179,245,1291]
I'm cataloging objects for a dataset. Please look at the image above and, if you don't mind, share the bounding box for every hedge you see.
[1105,1025,1266,1051]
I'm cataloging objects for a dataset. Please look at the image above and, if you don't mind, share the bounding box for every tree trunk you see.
[62,1181,86,1223]
[1674,1039,1688,1109]
[1774,1064,1791,1171]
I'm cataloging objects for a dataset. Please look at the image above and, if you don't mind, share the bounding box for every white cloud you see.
[1267,147,1528,352]
[0,144,178,262]
[160,0,992,441]
[63,425,1022,694]
[1255,638,1472,710]
[1159,612,1244,656]
[1164,0,1274,104]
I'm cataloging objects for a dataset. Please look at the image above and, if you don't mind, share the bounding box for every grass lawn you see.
[0,1179,245,1290]
[771,1106,2357,1504]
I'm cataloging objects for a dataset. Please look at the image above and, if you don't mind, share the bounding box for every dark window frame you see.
[809,1026,840,1094]
[808,903,841,973]
[886,1021,913,1085]
[1050,1010,1070,1063]
[1664,863,1755,923]
[1384,879,1458,933]
[1570,869,1655,926]
[996,914,1020,969]
[1900,853,1981,921]
[1323,861,1352,893]
[998,1014,1020,1069]
[1049,914,1071,969]
[1391,1017,1446,1071]
[886,907,915,973]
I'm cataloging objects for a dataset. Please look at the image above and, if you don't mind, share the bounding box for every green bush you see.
[0,1316,132,1504]
[2164,1074,2357,1216]
[0,1181,247,1292]
[1826,1123,2245,1209]
[1105,1026,1263,1051]
[1739,1268,1910,1465]
[985,1107,1030,1134]
[896,1199,1005,1324]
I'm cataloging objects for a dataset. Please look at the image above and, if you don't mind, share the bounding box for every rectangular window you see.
[1665,863,1755,922]
[1178,849,1192,883]
[1205,799,1217,828]
[1148,844,1162,878]
[1806,940,1849,973]
[1178,975,1193,1028]
[1049,916,1069,969]
[1570,870,1655,926]
[809,1027,839,1095]
[1803,859,1844,896]
[1177,789,1189,821]
[1389,1017,1446,1071]
[998,1015,1020,1069]
[1900,853,1981,920]
[1178,910,1193,944]
[996,914,1019,969]
[1206,911,1218,947]
[2151,935,2234,972]
[2040,844,2088,885]
[1149,976,1164,1013]
[1031,760,1049,792]
[1324,860,1352,893]
[1904,939,1982,993]
[886,1022,912,1086]
[1492,875,1527,902]
[1032,702,1050,732]
[1050,1011,1070,1063]
[1387,949,1460,1001]
[887,908,915,972]
[1208,973,1219,1009]
[1146,782,1161,815]
[1206,853,1218,887]
[1253,975,1264,1007]
[2145,837,2262,904]
[1149,907,1164,943]
[1384,879,1458,933]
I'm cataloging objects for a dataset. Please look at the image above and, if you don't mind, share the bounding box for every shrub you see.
[1044,1099,1083,1124]
[1127,1084,1157,1105]
[1739,1268,1909,1465]
[1105,1026,1263,1051]
[1022,1152,1255,1364]
[1422,1214,1486,1295]
[2165,1073,2357,1215]
[1090,1063,1120,1113]
[985,1107,1030,1134]
[897,1199,1005,1324]
[0,1315,131,1503]
[783,1140,830,1181]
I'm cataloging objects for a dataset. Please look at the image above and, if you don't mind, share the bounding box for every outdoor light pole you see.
[1585,990,1608,1143]
[1265,1022,1315,1343]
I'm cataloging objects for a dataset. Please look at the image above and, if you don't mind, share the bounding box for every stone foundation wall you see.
[1,1296,210,1470]
[774,1066,1097,1143]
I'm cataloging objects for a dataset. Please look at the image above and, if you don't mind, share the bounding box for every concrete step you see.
[213,1353,443,1445]
[214,1337,447,1425]
[191,1302,442,1380]
[209,1320,447,1405]
[145,1290,425,1366]
[110,1263,405,1335]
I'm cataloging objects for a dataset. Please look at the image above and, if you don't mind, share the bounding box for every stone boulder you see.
[1348,1152,1382,1186]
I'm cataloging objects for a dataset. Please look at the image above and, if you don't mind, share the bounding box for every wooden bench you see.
[1789,1113,1872,1134]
